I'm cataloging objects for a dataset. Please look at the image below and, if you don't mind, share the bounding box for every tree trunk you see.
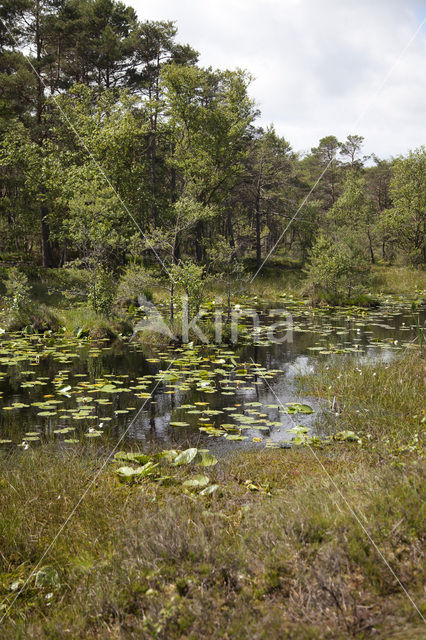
[150,66,161,228]
[367,230,375,264]
[195,221,203,263]
[255,189,261,269]
[150,133,158,227]
[227,212,235,248]
[40,206,54,268]
[35,2,55,267]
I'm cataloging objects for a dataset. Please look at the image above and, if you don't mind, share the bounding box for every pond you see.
[0,297,424,453]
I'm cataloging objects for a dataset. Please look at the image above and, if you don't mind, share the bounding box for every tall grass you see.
[371,266,426,296]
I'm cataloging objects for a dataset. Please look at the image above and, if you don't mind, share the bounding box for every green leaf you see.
[182,474,210,488]
[116,462,158,481]
[174,448,198,465]
[35,566,60,589]
[114,451,151,464]
[285,403,314,414]
[200,484,219,496]
[194,449,218,466]
[335,430,360,442]
[288,425,310,434]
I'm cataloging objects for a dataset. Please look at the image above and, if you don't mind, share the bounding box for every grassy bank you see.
[370,266,426,296]
[0,352,424,639]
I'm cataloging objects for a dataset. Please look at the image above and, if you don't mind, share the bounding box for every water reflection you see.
[0,303,424,452]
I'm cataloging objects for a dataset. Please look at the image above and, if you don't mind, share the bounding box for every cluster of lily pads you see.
[287,424,361,446]
[0,338,295,447]
[168,399,315,445]
[113,446,220,495]
[0,294,422,450]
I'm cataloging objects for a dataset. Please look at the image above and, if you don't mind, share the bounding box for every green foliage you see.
[0,0,423,313]
[171,260,205,321]
[4,267,32,315]
[384,147,426,265]
[208,236,247,314]
[1,268,61,331]
[63,174,126,265]
[88,267,116,317]
[116,264,154,307]
[305,235,370,303]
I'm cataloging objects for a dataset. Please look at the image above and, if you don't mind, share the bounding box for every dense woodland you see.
[1,0,425,310]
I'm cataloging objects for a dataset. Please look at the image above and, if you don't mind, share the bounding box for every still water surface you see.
[0,300,423,453]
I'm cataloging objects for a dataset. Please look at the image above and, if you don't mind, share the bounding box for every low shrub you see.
[116,264,156,309]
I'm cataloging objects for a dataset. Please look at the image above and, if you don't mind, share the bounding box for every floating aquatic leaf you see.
[200,484,219,496]
[116,461,158,481]
[194,450,218,466]
[99,384,119,394]
[155,449,178,462]
[285,403,314,414]
[114,451,151,464]
[174,448,198,465]
[115,466,137,479]
[288,425,310,434]
[183,474,210,488]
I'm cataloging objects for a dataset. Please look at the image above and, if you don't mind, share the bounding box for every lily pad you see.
[183,475,210,488]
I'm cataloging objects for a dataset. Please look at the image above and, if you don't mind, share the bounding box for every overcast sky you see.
[130,0,426,159]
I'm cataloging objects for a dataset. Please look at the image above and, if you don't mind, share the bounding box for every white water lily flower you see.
[98,422,104,429]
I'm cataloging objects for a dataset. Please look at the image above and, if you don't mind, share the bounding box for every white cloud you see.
[129,0,426,158]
